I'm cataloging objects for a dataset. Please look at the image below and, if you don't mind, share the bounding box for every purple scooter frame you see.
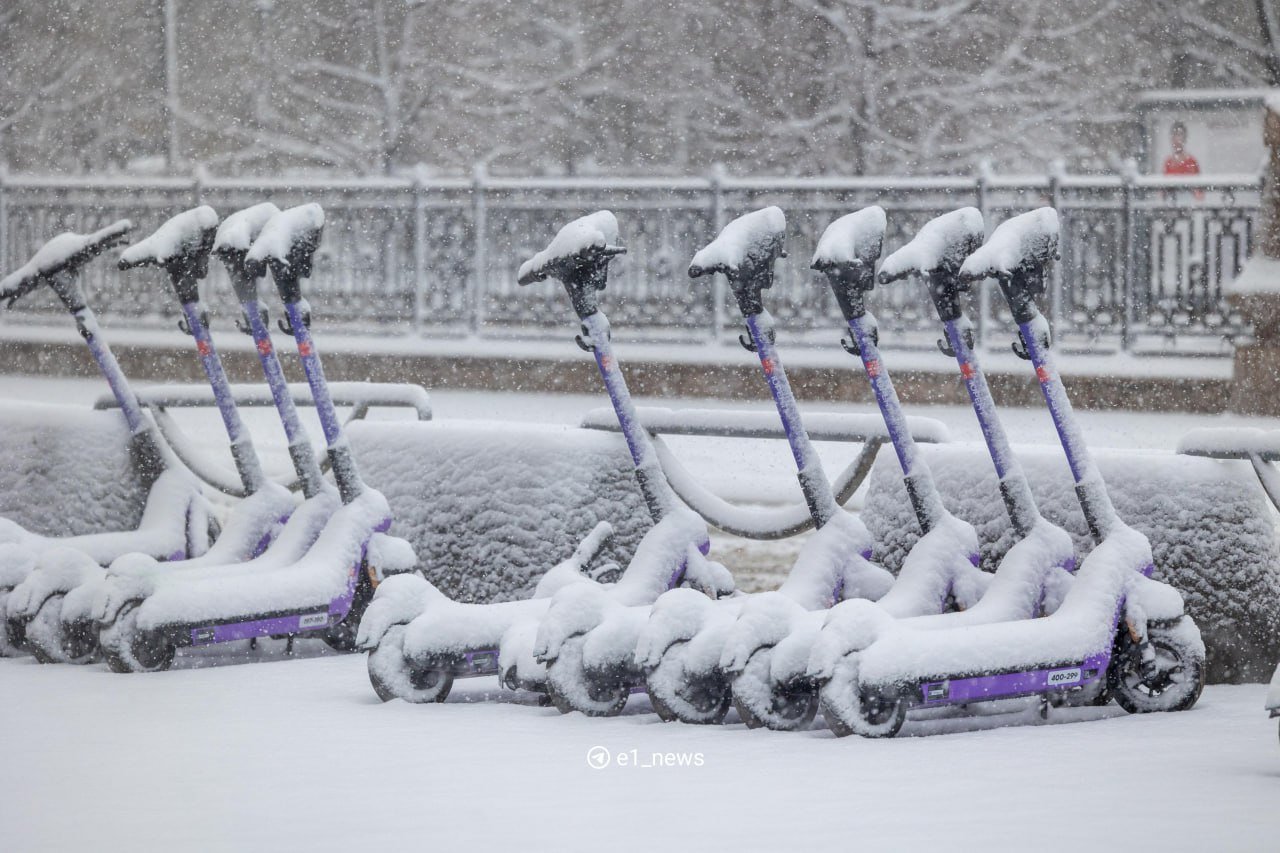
[149,206,386,652]
[844,315,951,536]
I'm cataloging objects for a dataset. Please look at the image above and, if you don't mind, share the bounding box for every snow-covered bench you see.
[96,381,432,496]
[863,443,1280,683]
[580,405,949,539]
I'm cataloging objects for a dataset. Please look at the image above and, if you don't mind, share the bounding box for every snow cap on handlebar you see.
[879,207,985,323]
[245,203,325,304]
[810,206,886,322]
[688,206,786,317]
[517,210,625,319]
[0,220,134,311]
[959,207,1060,324]
[118,206,220,303]
[213,203,282,302]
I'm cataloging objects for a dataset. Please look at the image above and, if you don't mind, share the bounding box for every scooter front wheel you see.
[367,625,454,703]
[100,602,176,673]
[1110,618,1205,715]
[819,658,906,738]
[646,641,730,725]
[0,588,26,656]
[545,635,629,717]
[27,595,95,665]
[732,647,817,732]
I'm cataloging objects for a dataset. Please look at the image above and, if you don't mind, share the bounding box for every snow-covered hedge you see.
[0,403,149,535]
[863,444,1280,682]
[348,420,648,603]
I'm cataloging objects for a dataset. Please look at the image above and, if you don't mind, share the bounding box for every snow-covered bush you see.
[348,420,648,603]
[0,403,149,535]
[863,444,1280,682]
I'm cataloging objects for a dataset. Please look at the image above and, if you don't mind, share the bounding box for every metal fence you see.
[0,167,1261,355]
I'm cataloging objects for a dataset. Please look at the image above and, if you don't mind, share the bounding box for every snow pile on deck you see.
[878,207,984,280]
[517,210,619,284]
[348,420,650,603]
[213,203,281,254]
[959,207,1058,279]
[0,402,152,536]
[862,443,1280,681]
[688,206,785,276]
[246,203,324,267]
[811,206,886,269]
[118,206,218,268]
[0,221,132,292]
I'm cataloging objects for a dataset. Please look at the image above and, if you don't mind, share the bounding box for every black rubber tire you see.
[544,635,629,717]
[818,659,906,738]
[1110,619,1205,715]
[322,566,376,652]
[731,647,817,732]
[645,642,731,725]
[100,602,177,673]
[27,595,97,665]
[366,625,454,704]
[60,617,100,663]
[0,589,24,657]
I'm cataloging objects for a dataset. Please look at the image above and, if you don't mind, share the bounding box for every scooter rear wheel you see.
[646,642,730,725]
[1110,619,1205,714]
[0,589,23,657]
[819,658,906,738]
[732,647,817,731]
[545,635,629,717]
[100,602,177,673]
[367,625,454,703]
[27,595,96,665]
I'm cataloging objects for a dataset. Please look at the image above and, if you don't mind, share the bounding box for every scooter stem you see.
[740,313,838,528]
[176,298,267,494]
[281,297,364,505]
[222,251,326,499]
[73,302,167,490]
[998,264,1116,542]
[941,318,1039,538]
[844,314,945,533]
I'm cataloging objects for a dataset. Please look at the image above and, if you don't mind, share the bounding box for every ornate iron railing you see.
[0,167,1260,355]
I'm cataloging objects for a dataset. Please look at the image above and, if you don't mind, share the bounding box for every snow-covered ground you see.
[4,374,1280,590]
[0,376,1278,850]
[0,653,1275,853]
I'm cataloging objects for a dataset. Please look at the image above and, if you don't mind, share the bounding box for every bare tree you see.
[1155,0,1280,87]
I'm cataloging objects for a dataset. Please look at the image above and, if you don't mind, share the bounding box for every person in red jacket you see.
[1163,121,1201,175]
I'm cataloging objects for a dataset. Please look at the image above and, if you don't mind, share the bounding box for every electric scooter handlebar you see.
[518,243,627,320]
[812,252,880,324]
[244,204,325,305]
[0,220,134,310]
[117,207,219,305]
[878,209,986,324]
[687,208,786,318]
[958,207,1060,325]
[213,203,283,304]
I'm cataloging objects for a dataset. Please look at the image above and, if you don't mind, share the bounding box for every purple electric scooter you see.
[811,208,1205,737]
[358,211,730,708]
[0,222,214,657]
[707,207,988,730]
[96,204,417,671]
[15,206,298,664]
[525,211,737,716]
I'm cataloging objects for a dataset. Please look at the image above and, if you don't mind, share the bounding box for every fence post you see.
[0,161,8,280]
[1048,159,1065,333]
[709,162,727,344]
[974,159,992,349]
[192,164,206,206]
[412,165,428,334]
[1120,159,1137,352]
[470,162,487,336]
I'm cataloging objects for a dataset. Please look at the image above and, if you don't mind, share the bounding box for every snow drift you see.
[862,443,1280,682]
